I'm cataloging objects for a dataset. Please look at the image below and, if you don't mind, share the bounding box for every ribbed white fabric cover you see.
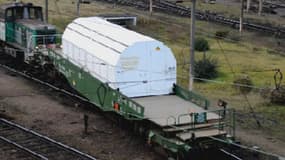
[62,17,176,97]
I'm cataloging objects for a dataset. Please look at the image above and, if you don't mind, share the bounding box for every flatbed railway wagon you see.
[0,2,235,158]
[44,17,235,158]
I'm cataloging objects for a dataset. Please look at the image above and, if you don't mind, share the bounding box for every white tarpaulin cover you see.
[62,17,176,97]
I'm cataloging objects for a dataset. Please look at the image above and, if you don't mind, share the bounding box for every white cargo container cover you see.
[62,17,176,97]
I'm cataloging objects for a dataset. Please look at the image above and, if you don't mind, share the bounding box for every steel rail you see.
[155,0,285,36]
[95,0,285,37]
[220,148,243,160]
[210,136,285,159]
[0,118,97,160]
[0,136,49,160]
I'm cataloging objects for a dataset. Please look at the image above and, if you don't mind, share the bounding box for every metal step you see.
[176,129,227,141]
[163,121,224,132]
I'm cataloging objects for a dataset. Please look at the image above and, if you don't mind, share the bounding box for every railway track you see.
[264,1,285,9]
[0,118,97,160]
[0,139,40,160]
[95,0,285,37]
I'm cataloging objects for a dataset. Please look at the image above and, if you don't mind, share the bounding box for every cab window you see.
[15,8,23,19]
[29,8,35,19]
[29,7,42,20]
[0,10,4,19]
[5,9,13,21]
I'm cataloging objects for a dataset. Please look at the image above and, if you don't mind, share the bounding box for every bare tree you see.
[77,0,80,17]
[45,0,48,22]
[258,0,263,16]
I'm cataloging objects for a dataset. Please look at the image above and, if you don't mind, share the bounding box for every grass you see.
[1,0,285,140]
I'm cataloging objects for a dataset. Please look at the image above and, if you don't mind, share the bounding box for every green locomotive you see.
[0,2,56,61]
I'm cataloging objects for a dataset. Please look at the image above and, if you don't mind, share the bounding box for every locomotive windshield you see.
[5,6,43,22]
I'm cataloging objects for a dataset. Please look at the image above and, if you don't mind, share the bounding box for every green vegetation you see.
[215,30,229,39]
[233,76,253,95]
[271,86,285,104]
[194,58,218,80]
[50,17,74,33]
[195,37,210,53]
[193,38,218,80]
[195,37,210,61]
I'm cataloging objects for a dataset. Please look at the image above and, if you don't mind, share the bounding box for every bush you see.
[215,30,229,39]
[261,86,285,105]
[233,76,253,95]
[270,86,285,104]
[195,37,210,52]
[228,31,241,42]
[194,58,218,80]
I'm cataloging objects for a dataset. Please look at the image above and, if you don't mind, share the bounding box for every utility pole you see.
[45,0,48,23]
[240,0,244,34]
[83,114,89,134]
[258,0,263,16]
[77,0,81,17]
[189,0,196,91]
[246,0,251,12]
[149,0,153,15]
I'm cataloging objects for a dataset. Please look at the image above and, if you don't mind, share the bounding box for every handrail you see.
[177,113,191,125]
[165,108,236,138]
[27,34,62,53]
[6,24,61,50]
[113,88,145,119]
[167,116,176,126]
[174,84,210,109]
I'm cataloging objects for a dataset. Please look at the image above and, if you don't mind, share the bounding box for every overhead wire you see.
[202,13,262,127]
[214,38,262,127]
[176,75,268,90]
[216,39,236,76]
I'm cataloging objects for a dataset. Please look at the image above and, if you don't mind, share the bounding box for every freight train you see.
[0,2,235,159]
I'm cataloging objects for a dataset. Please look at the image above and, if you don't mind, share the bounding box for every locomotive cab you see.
[4,3,43,22]
[0,2,57,61]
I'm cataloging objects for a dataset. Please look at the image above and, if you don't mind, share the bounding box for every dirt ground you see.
[235,127,285,157]
[0,68,162,160]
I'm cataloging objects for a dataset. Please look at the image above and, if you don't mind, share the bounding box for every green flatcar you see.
[0,2,56,61]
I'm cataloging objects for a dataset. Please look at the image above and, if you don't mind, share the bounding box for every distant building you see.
[98,14,137,28]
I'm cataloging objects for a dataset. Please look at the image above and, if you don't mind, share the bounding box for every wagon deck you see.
[133,95,220,127]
